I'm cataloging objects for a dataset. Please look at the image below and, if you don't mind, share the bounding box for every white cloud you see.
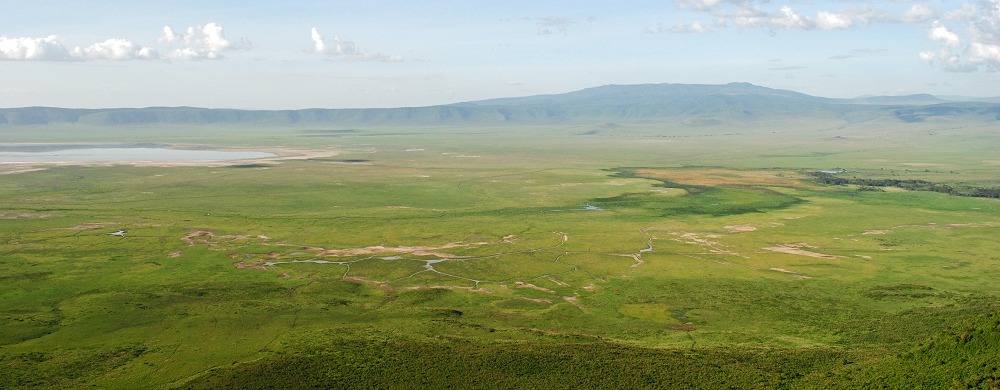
[969,41,1000,66]
[72,39,158,61]
[309,27,402,62]
[671,21,713,34]
[817,11,852,30]
[902,5,936,23]
[771,6,810,29]
[160,23,248,60]
[920,0,1000,72]
[663,1,935,33]
[0,35,156,61]
[1,22,242,62]
[930,21,962,47]
[674,0,729,11]
[0,35,73,61]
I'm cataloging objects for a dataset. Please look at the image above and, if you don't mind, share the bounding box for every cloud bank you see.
[309,27,402,62]
[658,2,935,33]
[920,0,1000,72]
[0,22,244,62]
[655,0,1000,73]
[0,35,156,61]
[160,23,249,60]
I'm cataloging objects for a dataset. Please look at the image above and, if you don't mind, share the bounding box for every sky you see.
[1,0,999,109]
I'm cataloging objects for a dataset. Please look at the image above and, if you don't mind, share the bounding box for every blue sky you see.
[2,0,998,109]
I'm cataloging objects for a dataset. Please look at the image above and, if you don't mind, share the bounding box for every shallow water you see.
[0,143,274,163]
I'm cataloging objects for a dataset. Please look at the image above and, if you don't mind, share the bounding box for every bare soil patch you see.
[182,231,216,246]
[763,244,838,259]
[545,276,570,287]
[769,267,813,279]
[0,212,52,219]
[724,225,758,232]
[318,242,487,258]
[514,282,555,294]
[234,260,267,271]
[562,295,588,312]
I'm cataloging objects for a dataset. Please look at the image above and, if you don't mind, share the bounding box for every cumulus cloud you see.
[0,35,157,61]
[929,21,962,47]
[72,39,158,60]
[674,0,731,11]
[309,27,402,62]
[817,11,853,30]
[771,6,810,29]
[0,22,245,62]
[902,5,937,23]
[659,1,937,33]
[921,0,1000,72]
[160,23,248,60]
[0,35,73,61]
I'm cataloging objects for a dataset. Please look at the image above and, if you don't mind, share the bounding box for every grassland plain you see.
[1,119,999,388]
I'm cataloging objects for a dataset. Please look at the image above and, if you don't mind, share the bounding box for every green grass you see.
[1,119,999,388]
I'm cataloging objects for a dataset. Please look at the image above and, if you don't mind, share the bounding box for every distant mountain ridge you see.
[2,83,998,126]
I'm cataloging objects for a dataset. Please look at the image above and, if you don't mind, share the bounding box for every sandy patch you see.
[522,297,553,304]
[341,276,487,293]
[65,223,116,230]
[769,267,812,279]
[618,253,644,268]
[724,225,757,232]
[182,231,216,246]
[863,230,891,235]
[0,166,47,175]
[545,276,570,287]
[514,282,555,294]
[763,244,838,259]
[0,212,52,219]
[318,242,487,258]
[395,285,494,294]
[855,255,872,259]
[503,235,517,244]
[234,260,267,271]
[167,251,183,258]
[562,295,588,312]
[582,284,597,292]
[676,232,718,246]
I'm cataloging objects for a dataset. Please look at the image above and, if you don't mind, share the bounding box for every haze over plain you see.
[2,0,1000,109]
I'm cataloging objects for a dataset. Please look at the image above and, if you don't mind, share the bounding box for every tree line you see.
[812,172,1000,198]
